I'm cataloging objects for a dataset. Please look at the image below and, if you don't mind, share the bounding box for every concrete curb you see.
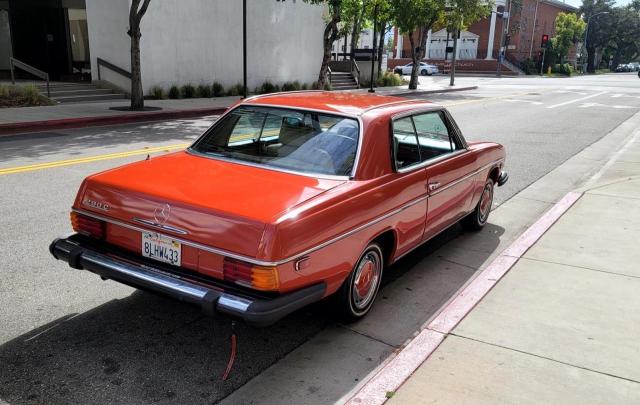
[345,191,583,405]
[0,106,228,136]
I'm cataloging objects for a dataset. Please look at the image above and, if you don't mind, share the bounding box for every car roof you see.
[242,91,432,116]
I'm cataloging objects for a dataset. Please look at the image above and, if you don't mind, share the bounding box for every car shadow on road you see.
[0,223,504,405]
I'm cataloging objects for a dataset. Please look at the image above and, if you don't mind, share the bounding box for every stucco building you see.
[1,0,325,93]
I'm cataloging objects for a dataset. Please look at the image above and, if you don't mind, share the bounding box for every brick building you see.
[391,0,578,72]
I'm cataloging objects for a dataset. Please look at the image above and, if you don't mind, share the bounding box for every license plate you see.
[142,232,181,266]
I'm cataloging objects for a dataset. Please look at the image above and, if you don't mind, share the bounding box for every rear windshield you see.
[190,106,360,177]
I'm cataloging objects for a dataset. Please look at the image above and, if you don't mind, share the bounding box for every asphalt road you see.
[1,73,639,404]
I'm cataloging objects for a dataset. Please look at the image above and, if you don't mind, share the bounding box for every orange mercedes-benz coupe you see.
[50,91,507,326]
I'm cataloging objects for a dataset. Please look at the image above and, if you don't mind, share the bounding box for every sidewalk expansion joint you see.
[437,257,477,272]
[521,257,640,280]
[337,325,399,349]
[449,333,640,385]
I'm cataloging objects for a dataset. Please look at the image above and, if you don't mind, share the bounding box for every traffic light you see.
[541,34,550,49]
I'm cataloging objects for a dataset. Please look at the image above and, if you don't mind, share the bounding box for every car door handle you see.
[427,182,440,191]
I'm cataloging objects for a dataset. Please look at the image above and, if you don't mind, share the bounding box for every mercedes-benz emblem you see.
[153,203,171,225]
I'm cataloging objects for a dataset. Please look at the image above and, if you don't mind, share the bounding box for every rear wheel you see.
[462,178,494,231]
[337,243,384,321]
[421,69,428,76]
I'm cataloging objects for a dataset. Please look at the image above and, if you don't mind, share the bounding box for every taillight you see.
[223,257,279,291]
[70,211,105,239]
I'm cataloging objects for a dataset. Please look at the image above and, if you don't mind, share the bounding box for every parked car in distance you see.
[394,62,439,76]
[50,91,508,327]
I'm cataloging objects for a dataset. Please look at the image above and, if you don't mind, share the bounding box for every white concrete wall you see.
[85,0,131,91]
[86,0,325,94]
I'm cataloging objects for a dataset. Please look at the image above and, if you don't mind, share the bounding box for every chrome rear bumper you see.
[49,234,326,327]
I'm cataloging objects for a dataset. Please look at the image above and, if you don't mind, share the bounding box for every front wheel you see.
[462,178,494,231]
[336,243,384,321]
[421,69,428,76]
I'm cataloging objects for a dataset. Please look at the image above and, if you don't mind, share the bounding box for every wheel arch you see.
[369,229,397,266]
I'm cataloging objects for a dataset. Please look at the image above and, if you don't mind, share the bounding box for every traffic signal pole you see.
[540,47,546,75]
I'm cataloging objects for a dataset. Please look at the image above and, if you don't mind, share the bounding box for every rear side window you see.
[412,112,458,160]
[392,111,461,171]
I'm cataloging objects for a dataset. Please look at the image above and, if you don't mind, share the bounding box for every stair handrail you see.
[9,57,50,97]
[327,66,332,87]
[351,59,361,87]
[96,57,132,82]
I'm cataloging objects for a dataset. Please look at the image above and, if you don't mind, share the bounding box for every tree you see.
[128,0,151,110]
[551,12,586,63]
[306,0,343,87]
[605,6,640,69]
[364,0,393,76]
[580,0,614,72]
[391,0,444,89]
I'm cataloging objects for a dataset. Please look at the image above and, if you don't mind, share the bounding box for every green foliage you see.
[197,84,212,98]
[551,63,574,76]
[212,81,225,97]
[301,82,309,90]
[226,83,245,97]
[520,58,537,75]
[281,81,302,91]
[0,84,54,107]
[376,71,403,86]
[551,12,586,63]
[149,85,165,99]
[168,85,180,99]
[259,81,279,94]
[181,83,196,98]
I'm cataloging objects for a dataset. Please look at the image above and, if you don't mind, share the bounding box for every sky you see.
[563,0,632,7]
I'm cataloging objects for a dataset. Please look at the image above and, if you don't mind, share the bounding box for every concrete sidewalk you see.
[387,131,640,403]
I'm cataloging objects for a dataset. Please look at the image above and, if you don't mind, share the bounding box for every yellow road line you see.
[0,143,189,176]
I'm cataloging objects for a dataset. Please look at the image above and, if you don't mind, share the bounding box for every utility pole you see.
[450,28,459,86]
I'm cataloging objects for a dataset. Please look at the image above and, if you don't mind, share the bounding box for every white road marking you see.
[553,90,587,95]
[547,91,608,109]
[578,102,638,109]
[505,99,544,105]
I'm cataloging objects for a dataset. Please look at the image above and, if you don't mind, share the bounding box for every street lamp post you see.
[369,3,378,93]
[242,0,247,98]
[582,11,609,73]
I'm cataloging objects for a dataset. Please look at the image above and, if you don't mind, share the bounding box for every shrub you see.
[323,81,332,91]
[301,82,309,90]
[212,81,225,97]
[22,85,41,104]
[226,83,245,97]
[259,81,278,94]
[168,85,180,99]
[0,84,54,107]
[149,85,165,99]
[181,83,196,98]
[197,84,212,98]
[521,58,537,75]
[376,71,403,87]
[281,81,302,92]
[551,63,574,76]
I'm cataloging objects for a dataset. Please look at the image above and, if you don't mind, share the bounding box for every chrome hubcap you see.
[478,183,493,223]
[352,250,381,310]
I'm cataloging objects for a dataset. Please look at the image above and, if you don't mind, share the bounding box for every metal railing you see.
[97,57,132,81]
[327,66,332,86]
[9,57,50,97]
[351,59,360,87]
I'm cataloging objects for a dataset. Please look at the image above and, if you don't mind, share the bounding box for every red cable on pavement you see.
[222,321,237,381]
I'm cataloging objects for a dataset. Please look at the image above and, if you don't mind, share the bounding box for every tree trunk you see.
[128,0,150,110]
[408,27,427,90]
[130,25,144,110]
[318,18,339,87]
[377,21,385,75]
[586,45,596,73]
[350,1,366,54]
